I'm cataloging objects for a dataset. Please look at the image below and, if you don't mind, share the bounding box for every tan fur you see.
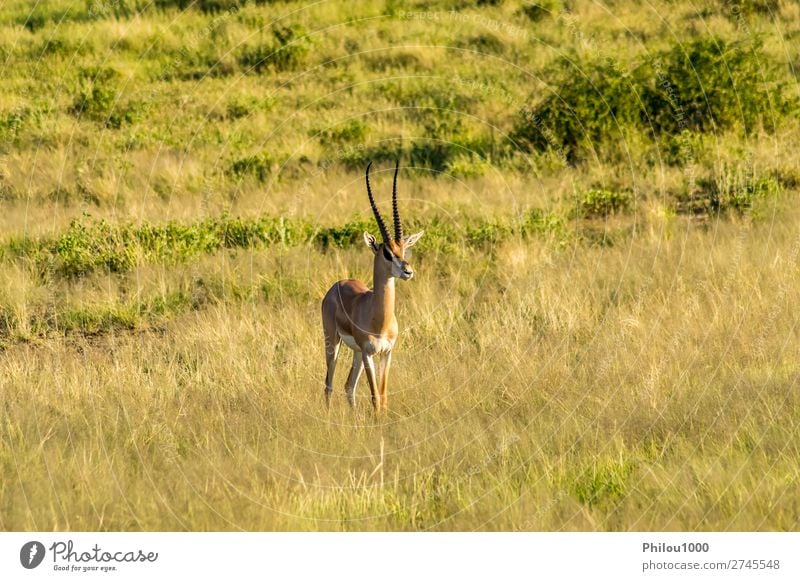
[321,240,412,410]
[321,164,422,411]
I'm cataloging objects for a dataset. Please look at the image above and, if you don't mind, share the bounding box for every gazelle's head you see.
[363,161,424,281]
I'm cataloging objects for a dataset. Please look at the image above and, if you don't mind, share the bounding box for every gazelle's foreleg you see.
[378,351,392,411]
[344,353,363,408]
[324,333,341,407]
[362,352,380,411]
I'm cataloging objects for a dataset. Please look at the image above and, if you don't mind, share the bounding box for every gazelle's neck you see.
[371,259,395,332]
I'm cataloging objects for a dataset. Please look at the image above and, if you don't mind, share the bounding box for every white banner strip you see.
[1,532,797,580]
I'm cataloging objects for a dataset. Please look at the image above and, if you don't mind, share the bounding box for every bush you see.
[54,219,138,277]
[314,217,374,251]
[225,98,255,120]
[519,208,567,238]
[315,119,368,145]
[513,37,797,162]
[69,67,142,128]
[153,0,247,13]
[681,166,782,215]
[0,108,35,145]
[166,47,236,81]
[466,220,511,247]
[390,83,475,116]
[337,142,402,170]
[513,58,644,162]
[642,37,792,136]
[446,153,494,178]
[659,130,707,166]
[228,153,274,182]
[35,214,313,278]
[457,34,505,55]
[364,51,422,72]
[721,0,780,19]
[575,189,632,218]
[239,24,310,73]
[409,141,453,174]
[85,0,141,20]
[521,0,561,21]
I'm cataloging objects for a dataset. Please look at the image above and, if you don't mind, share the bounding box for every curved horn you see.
[365,162,389,242]
[392,159,403,241]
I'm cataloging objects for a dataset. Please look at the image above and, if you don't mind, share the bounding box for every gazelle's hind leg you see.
[323,322,341,407]
[344,352,363,408]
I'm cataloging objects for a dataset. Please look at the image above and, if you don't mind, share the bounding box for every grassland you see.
[0,0,799,531]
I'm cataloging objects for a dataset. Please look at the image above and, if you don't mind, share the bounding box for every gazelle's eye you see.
[382,246,393,261]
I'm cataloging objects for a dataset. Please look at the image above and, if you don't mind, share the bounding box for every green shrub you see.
[153,0,247,13]
[0,108,36,145]
[239,24,310,73]
[225,98,253,120]
[446,153,493,178]
[457,34,505,55]
[364,51,422,72]
[69,67,142,128]
[675,165,782,215]
[410,217,461,256]
[513,58,645,162]
[314,217,374,251]
[224,95,274,120]
[53,218,138,277]
[59,305,139,334]
[659,130,707,166]
[519,208,567,238]
[18,5,93,32]
[514,37,796,162]
[85,0,141,20]
[409,141,454,174]
[228,153,274,182]
[575,189,632,218]
[721,0,780,19]
[316,119,368,145]
[392,84,475,116]
[338,142,402,170]
[643,37,793,136]
[410,124,496,173]
[29,214,315,278]
[333,133,494,175]
[167,47,236,80]
[466,220,511,247]
[22,10,48,32]
[521,0,561,21]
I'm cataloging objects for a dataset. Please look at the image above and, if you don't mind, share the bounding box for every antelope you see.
[321,161,424,411]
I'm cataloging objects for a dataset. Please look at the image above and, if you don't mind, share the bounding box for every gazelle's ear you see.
[403,230,424,248]
[363,232,379,253]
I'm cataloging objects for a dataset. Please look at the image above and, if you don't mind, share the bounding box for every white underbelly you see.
[339,333,394,354]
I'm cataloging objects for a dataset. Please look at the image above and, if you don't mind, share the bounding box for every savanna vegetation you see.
[0,0,799,531]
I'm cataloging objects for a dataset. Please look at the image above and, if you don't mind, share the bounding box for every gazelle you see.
[321,161,424,411]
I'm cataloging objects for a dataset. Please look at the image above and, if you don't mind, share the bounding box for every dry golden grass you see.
[1,200,798,531]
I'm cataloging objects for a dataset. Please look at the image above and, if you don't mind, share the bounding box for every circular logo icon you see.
[20,541,45,569]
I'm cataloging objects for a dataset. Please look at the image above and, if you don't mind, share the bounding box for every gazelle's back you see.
[321,279,371,337]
